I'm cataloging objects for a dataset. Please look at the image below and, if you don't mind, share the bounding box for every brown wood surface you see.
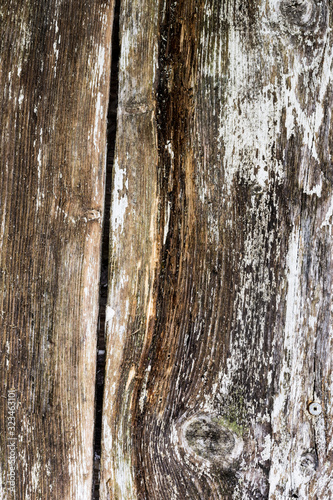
[0,1,114,498]
[101,0,333,499]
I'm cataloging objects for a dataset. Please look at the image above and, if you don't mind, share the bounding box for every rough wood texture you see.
[0,1,114,498]
[102,0,333,498]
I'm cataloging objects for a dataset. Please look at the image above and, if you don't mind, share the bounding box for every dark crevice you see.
[92,0,121,498]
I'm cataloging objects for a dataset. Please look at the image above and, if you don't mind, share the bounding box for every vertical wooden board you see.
[100,0,160,497]
[103,0,333,498]
[0,1,114,498]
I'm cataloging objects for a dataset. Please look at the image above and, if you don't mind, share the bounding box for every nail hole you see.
[308,401,322,416]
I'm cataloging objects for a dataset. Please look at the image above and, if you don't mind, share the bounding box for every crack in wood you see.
[92,1,121,499]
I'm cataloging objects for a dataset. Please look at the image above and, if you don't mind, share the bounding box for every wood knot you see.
[123,99,153,115]
[299,451,318,478]
[280,0,316,27]
[182,414,243,469]
[277,0,328,37]
[83,209,102,223]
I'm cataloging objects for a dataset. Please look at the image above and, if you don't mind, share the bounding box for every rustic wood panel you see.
[0,1,114,498]
[102,0,333,498]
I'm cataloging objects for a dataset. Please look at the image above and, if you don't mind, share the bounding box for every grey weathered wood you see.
[0,1,114,498]
[101,0,333,498]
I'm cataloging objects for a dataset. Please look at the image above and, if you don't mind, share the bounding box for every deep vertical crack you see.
[92,1,121,498]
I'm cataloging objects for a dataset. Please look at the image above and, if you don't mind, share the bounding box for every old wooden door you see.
[1,0,333,499]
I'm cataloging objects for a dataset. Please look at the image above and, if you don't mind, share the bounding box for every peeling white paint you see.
[217,27,284,193]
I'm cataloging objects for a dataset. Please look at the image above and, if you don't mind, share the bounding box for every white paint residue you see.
[93,92,103,152]
[45,461,51,477]
[37,148,42,210]
[111,158,128,232]
[139,365,151,412]
[120,23,139,75]
[322,197,333,228]
[18,89,24,106]
[53,41,59,60]
[98,45,105,80]
[303,174,323,197]
[125,366,136,391]
[219,193,276,407]
[55,206,76,224]
[283,229,301,358]
[282,64,323,162]
[115,437,135,499]
[53,26,61,77]
[261,434,272,462]
[165,140,174,160]
[7,71,12,100]
[216,5,332,197]
[31,454,41,492]
[105,306,115,325]
[0,165,8,253]
[269,227,302,494]
[218,27,282,193]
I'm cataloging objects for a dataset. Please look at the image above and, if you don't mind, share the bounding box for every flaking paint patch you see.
[218,26,284,193]
[214,2,332,197]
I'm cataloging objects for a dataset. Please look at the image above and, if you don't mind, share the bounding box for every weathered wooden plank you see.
[102,0,333,498]
[0,1,114,498]
[100,0,160,497]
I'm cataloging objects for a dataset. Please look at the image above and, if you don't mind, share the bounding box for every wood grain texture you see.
[102,0,333,498]
[0,1,114,498]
